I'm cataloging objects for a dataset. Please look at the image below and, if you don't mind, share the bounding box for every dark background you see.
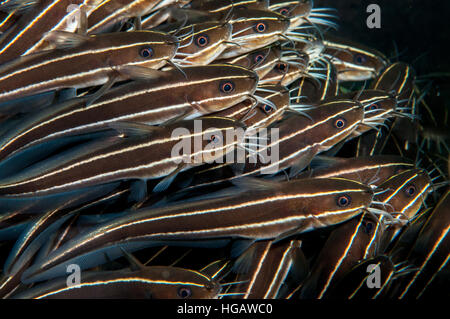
[315,0,450,76]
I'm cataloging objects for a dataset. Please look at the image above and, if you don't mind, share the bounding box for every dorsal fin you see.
[231,176,281,191]
[44,31,90,50]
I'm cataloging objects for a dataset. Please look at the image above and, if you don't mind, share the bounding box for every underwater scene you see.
[0,0,448,300]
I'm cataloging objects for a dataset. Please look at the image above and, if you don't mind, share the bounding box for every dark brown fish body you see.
[340,89,397,137]
[0,10,18,35]
[389,189,450,299]
[325,255,395,299]
[387,208,432,264]
[87,0,162,34]
[22,177,374,282]
[240,98,364,174]
[229,239,302,298]
[213,84,289,129]
[371,62,416,105]
[294,155,415,186]
[260,57,308,86]
[13,266,221,299]
[0,0,101,64]
[165,21,232,65]
[216,44,281,78]
[0,64,258,161]
[323,36,388,82]
[299,212,382,299]
[185,98,364,189]
[291,58,338,105]
[374,169,432,252]
[0,31,178,104]
[217,8,290,59]
[0,117,245,197]
[188,0,269,12]
[268,0,313,29]
[375,168,431,220]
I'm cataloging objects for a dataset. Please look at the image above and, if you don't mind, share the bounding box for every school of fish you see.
[0,0,448,299]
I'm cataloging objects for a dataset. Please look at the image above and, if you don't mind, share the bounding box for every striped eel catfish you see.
[298,212,384,299]
[216,8,290,59]
[374,168,432,221]
[0,30,178,105]
[226,239,303,299]
[268,0,338,30]
[13,265,221,299]
[182,97,364,190]
[213,84,290,130]
[340,89,398,138]
[390,189,449,299]
[0,64,258,161]
[215,44,282,79]
[371,62,416,106]
[259,54,309,87]
[290,57,338,105]
[21,177,376,283]
[0,0,102,64]
[373,169,432,252]
[293,155,415,186]
[186,0,269,13]
[157,21,232,66]
[145,0,270,30]
[322,35,388,82]
[86,0,164,35]
[0,117,246,198]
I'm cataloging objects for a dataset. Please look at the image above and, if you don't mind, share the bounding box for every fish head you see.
[372,62,416,104]
[244,84,290,128]
[352,89,398,136]
[175,22,232,65]
[142,266,221,299]
[261,60,306,86]
[312,98,365,151]
[376,168,432,220]
[183,64,259,113]
[290,177,374,227]
[324,38,388,82]
[217,45,282,78]
[107,31,179,70]
[269,0,313,28]
[221,9,290,58]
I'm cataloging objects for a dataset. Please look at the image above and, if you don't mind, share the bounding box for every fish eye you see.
[334,118,346,129]
[209,134,221,144]
[279,7,290,16]
[262,104,273,113]
[140,47,153,58]
[177,286,192,299]
[195,34,209,47]
[368,103,379,111]
[353,54,367,65]
[220,80,235,93]
[405,184,416,197]
[254,22,267,33]
[336,195,351,207]
[254,53,265,64]
[276,62,287,73]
